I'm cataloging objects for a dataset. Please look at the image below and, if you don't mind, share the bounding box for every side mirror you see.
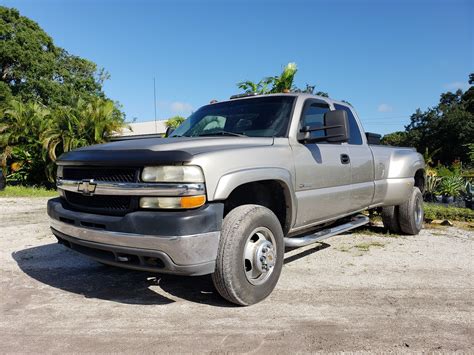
[299,109,349,143]
[165,126,175,137]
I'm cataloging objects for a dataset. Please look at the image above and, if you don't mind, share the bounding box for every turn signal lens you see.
[140,195,206,209]
[180,195,206,208]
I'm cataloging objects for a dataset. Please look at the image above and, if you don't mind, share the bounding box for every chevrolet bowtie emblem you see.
[78,179,97,196]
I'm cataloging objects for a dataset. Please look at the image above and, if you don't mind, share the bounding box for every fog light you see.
[140,195,206,209]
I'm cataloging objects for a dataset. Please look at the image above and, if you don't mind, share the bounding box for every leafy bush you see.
[1,98,126,186]
[437,176,465,197]
[424,203,474,222]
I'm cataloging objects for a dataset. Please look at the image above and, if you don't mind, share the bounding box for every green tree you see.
[381,131,409,146]
[165,116,185,129]
[0,6,107,107]
[0,7,127,185]
[383,73,474,165]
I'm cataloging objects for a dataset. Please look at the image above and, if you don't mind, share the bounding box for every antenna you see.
[153,77,157,133]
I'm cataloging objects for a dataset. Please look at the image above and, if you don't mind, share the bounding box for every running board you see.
[284,215,370,248]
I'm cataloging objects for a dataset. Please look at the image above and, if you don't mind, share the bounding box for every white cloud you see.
[377,103,393,112]
[444,81,469,91]
[170,101,193,115]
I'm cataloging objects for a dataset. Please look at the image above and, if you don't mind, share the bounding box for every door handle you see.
[340,154,350,164]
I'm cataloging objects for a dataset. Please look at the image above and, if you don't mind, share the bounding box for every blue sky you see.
[3,0,473,135]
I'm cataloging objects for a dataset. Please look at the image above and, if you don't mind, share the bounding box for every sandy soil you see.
[1,198,473,353]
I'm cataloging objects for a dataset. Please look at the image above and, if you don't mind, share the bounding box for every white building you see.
[119,120,168,137]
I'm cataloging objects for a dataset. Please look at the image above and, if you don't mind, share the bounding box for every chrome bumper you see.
[50,219,220,275]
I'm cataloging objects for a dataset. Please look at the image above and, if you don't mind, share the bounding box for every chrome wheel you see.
[415,197,423,227]
[243,227,277,285]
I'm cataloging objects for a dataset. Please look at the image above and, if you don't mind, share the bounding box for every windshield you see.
[170,96,295,138]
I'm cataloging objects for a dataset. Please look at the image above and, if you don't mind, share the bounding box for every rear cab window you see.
[333,104,363,145]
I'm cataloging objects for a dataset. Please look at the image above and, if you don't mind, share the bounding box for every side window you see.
[301,102,330,139]
[334,104,363,145]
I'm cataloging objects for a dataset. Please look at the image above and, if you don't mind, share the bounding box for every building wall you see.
[119,120,168,136]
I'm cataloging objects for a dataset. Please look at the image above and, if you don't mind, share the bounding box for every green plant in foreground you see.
[437,175,465,197]
[425,174,441,197]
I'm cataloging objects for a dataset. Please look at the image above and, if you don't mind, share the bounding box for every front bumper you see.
[47,198,224,276]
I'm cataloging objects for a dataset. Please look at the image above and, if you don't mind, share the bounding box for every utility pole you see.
[153,77,157,133]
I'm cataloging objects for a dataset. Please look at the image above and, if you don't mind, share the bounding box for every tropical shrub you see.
[1,98,126,186]
[424,173,441,201]
[437,175,465,198]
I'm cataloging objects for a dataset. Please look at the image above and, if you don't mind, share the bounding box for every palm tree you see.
[42,98,127,161]
[270,62,298,93]
[237,62,299,94]
[165,116,185,129]
[0,100,50,171]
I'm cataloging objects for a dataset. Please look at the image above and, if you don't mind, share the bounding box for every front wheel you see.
[212,205,284,306]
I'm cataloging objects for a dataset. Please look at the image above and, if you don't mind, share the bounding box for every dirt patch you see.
[0,198,473,352]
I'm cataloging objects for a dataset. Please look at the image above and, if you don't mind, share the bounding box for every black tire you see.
[212,204,284,306]
[0,171,5,191]
[381,205,401,234]
[398,187,424,235]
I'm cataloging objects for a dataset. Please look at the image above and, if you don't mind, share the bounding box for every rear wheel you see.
[212,204,284,306]
[398,187,424,235]
[381,205,401,234]
[382,187,423,235]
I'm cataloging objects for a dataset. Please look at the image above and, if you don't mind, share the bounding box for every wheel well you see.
[414,169,425,193]
[223,180,291,234]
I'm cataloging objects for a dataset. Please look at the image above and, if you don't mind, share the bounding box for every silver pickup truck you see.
[47,93,425,305]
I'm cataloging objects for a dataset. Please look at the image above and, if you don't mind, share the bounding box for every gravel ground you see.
[1,198,473,353]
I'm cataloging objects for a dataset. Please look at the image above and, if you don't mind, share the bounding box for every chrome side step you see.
[284,215,370,248]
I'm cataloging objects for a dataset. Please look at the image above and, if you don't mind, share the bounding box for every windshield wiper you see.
[196,131,247,137]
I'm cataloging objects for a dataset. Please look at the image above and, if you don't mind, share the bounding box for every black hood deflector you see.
[57,149,193,166]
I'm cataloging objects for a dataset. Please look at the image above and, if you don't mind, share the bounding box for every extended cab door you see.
[333,103,375,211]
[291,99,352,228]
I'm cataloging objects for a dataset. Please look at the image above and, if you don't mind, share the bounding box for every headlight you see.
[141,166,204,183]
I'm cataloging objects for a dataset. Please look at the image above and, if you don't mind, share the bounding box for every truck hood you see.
[57,137,274,166]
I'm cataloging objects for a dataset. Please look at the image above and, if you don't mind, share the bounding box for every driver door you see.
[291,100,352,228]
